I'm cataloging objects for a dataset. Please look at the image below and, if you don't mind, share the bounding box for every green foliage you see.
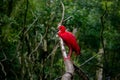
[0,0,120,80]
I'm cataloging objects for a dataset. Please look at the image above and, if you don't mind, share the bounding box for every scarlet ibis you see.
[58,25,81,60]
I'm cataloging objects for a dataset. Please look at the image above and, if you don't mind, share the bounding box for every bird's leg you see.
[68,47,72,59]
[64,47,72,61]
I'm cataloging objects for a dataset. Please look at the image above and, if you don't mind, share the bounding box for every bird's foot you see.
[64,56,70,61]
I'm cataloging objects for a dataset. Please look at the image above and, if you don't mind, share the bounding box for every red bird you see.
[58,25,81,60]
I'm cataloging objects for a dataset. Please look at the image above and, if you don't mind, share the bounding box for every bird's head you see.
[58,25,66,32]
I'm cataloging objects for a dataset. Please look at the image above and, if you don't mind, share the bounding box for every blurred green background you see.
[0,0,120,80]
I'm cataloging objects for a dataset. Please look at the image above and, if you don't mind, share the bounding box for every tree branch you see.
[100,2,109,78]
[58,2,74,80]
[58,1,65,26]
[57,1,89,80]
[80,54,98,67]
[0,51,7,80]
[59,38,67,58]
[74,64,89,80]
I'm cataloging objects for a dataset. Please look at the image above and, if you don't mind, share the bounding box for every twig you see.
[79,49,103,67]
[74,64,89,80]
[46,42,59,60]
[0,51,7,80]
[63,16,72,22]
[80,54,98,67]
[58,1,65,26]
[10,69,18,80]
[0,62,7,80]
[54,76,62,80]
[29,33,43,59]
[24,17,38,35]
[1,51,7,61]
[23,0,29,26]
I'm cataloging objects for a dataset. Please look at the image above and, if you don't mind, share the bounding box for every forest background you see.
[0,0,120,80]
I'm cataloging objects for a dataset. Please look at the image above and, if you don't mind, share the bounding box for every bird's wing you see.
[60,31,80,54]
[60,31,77,45]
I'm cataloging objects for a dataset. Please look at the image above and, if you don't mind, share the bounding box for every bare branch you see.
[29,33,43,59]
[24,17,38,35]
[80,54,98,67]
[59,38,67,58]
[0,62,7,80]
[0,51,7,80]
[61,60,74,80]
[58,1,65,26]
[46,43,59,60]
[1,51,7,61]
[74,64,89,80]
[63,16,72,22]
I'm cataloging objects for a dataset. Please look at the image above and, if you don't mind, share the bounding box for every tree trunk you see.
[96,48,103,80]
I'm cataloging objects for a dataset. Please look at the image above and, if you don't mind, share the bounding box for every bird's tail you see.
[76,47,81,55]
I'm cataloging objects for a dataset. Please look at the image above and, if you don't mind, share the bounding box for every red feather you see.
[58,25,80,58]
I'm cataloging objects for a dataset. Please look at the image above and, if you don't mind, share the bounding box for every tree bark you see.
[61,60,74,80]
[96,49,103,80]
[59,38,74,80]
